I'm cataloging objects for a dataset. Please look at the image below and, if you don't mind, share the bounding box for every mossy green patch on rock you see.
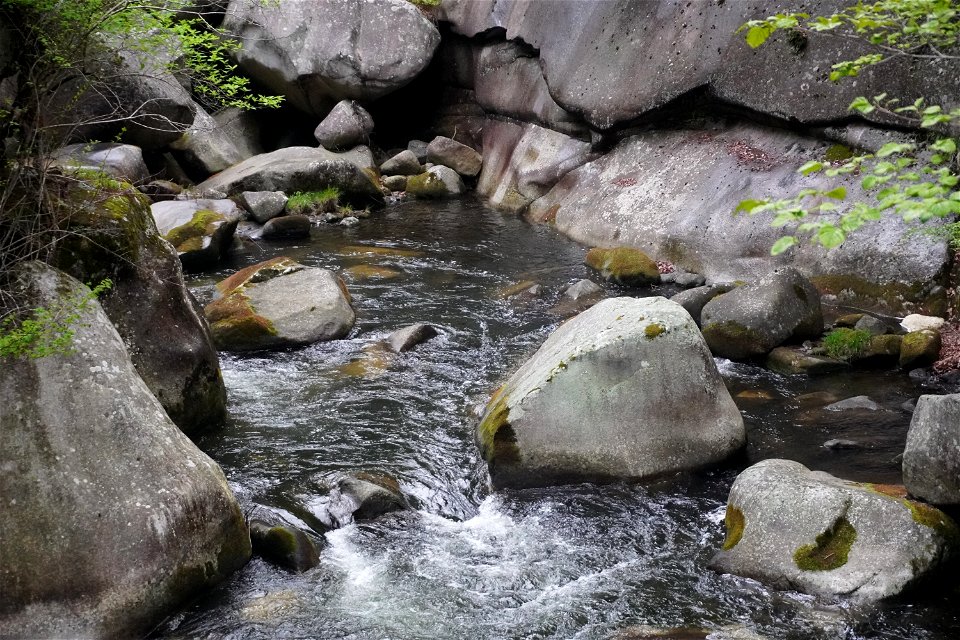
[406,172,448,198]
[905,499,960,542]
[899,329,942,368]
[584,247,659,287]
[701,321,766,359]
[793,517,857,571]
[722,505,745,551]
[165,209,225,253]
[204,292,277,350]
[810,274,946,316]
[824,144,854,163]
[822,328,872,361]
[645,322,666,339]
[477,391,519,464]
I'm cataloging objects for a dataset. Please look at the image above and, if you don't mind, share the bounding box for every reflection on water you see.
[161,197,958,639]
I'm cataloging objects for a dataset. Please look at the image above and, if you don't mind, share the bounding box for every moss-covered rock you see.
[899,329,942,369]
[700,268,823,360]
[151,199,241,271]
[205,258,354,352]
[0,263,248,638]
[709,459,956,602]
[811,273,947,317]
[584,247,660,287]
[249,520,320,573]
[476,297,745,489]
[51,177,226,435]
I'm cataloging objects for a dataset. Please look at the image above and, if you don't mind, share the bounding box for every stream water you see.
[160,197,958,640]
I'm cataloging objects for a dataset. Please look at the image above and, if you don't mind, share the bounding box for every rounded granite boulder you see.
[477,296,746,489]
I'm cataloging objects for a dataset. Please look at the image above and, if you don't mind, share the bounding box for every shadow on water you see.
[159,197,959,640]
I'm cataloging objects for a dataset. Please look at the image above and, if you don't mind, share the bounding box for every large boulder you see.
[477,296,746,489]
[51,143,150,184]
[0,262,249,638]
[903,394,960,506]
[436,0,960,131]
[313,99,374,150]
[223,0,440,116]
[204,257,355,351]
[195,146,384,207]
[169,103,261,178]
[151,199,241,270]
[476,119,591,213]
[528,122,950,315]
[709,459,958,602]
[700,268,823,360]
[51,178,226,435]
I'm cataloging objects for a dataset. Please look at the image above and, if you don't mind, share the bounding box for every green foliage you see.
[822,327,872,360]
[0,278,112,359]
[286,188,342,213]
[1,0,282,112]
[408,0,442,6]
[735,1,960,253]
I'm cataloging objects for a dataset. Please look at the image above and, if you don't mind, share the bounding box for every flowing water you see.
[160,198,958,640]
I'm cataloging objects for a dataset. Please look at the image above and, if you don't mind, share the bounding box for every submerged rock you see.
[562,279,603,301]
[0,262,249,638]
[709,459,958,602]
[701,268,822,360]
[477,297,745,489]
[314,99,374,150]
[903,394,960,506]
[584,247,660,287]
[204,257,355,351]
[325,472,409,527]
[387,323,438,353]
[766,347,848,376]
[825,396,880,412]
[249,520,320,573]
[151,199,241,270]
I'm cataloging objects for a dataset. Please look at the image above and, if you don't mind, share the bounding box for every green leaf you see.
[824,186,847,200]
[770,236,797,255]
[798,160,824,176]
[746,24,775,48]
[818,225,845,248]
[849,96,875,114]
[931,138,957,154]
[734,199,767,215]
[876,142,915,157]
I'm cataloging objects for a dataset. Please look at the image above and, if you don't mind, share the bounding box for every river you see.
[159,197,957,639]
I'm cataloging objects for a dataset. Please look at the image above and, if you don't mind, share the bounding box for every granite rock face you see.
[0,262,249,639]
[224,0,440,116]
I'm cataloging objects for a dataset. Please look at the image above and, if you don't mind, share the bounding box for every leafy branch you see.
[735,0,960,254]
